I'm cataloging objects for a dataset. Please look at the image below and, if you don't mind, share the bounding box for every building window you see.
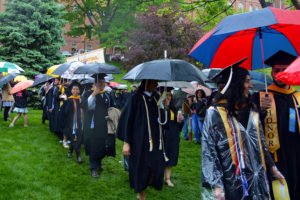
[72,43,77,49]
[87,45,92,51]
[238,3,244,11]
[249,5,253,12]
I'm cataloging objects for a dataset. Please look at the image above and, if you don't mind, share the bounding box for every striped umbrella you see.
[0,62,24,73]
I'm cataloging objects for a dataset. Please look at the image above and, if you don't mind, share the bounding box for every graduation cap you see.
[211,58,248,94]
[91,73,106,82]
[265,50,297,67]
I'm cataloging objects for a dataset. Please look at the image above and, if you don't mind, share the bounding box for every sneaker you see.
[24,124,28,127]
[63,141,69,149]
[9,124,14,127]
[59,140,63,143]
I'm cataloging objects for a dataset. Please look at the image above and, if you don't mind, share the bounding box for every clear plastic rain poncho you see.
[201,105,275,200]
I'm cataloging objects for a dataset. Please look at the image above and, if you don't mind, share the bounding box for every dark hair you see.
[214,67,249,117]
[195,89,206,100]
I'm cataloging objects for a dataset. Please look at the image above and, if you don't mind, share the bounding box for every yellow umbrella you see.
[14,75,27,82]
[47,65,60,78]
[2,72,8,76]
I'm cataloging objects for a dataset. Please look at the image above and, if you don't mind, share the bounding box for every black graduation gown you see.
[163,108,183,167]
[60,98,83,150]
[117,92,164,193]
[47,86,60,132]
[253,87,300,200]
[81,90,115,158]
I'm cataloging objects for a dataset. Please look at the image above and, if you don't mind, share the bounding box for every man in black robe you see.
[81,74,113,178]
[253,50,300,200]
[117,80,165,200]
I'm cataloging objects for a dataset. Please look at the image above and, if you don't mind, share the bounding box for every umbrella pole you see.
[259,28,269,97]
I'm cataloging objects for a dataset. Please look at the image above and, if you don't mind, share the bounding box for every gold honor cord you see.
[217,107,237,166]
[252,111,266,171]
[142,95,153,152]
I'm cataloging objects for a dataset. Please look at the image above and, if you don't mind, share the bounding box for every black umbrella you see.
[32,74,55,87]
[74,63,122,75]
[51,62,86,76]
[122,59,208,83]
[0,73,19,88]
[202,68,222,81]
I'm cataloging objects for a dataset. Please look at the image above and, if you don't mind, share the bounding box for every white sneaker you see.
[24,124,28,127]
[63,141,69,149]
[9,124,14,127]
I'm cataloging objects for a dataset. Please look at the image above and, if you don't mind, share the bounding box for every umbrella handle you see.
[259,27,268,95]
[158,110,168,125]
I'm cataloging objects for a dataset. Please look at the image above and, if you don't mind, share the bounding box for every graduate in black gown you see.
[117,80,167,200]
[48,78,60,134]
[81,74,114,178]
[60,82,83,163]
[252,50,300,200]
[162,89,183,188]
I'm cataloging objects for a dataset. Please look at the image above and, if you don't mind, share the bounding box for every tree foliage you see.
[60,0,155,48]
[124,5,203,70]
[0,0,66,78]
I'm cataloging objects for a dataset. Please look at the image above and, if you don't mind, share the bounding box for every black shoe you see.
[196,141,201,145]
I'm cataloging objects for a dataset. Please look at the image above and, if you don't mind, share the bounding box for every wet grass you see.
[0,109,201,200]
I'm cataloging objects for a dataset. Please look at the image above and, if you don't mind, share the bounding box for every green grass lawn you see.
[0,110,201,200]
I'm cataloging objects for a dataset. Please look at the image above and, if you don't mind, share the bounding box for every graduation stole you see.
[69,96,81,135]
[260,84,300,162]
[170,109,175,121]
[59,85,65,107]
[91,88,105,94]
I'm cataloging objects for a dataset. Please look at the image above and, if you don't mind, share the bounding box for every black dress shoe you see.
[91,170,99,178]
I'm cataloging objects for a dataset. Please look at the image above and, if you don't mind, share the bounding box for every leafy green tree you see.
[0,0,66,77]
[60,0,153,49]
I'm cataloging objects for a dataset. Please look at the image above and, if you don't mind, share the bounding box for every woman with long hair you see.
[201,64,284,200]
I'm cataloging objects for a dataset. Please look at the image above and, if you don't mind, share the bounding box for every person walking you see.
[2,82,14,122]
[81,74,114,178]
[9,88,36,127]
[117,80,167,200]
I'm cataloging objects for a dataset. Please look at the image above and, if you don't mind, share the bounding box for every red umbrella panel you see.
[109,82,120,87]
[276,57,300,85]
[10,80,34,94]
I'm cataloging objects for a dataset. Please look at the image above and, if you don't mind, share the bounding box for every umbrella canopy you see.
[10,80,34,94]
[122,59,208,82]
[0,62,24,73]
[74,63,122,75]
[32,74,55,87]
[105,74,114,81]
[158,81,193,88]
[202,68,222,80]
[52,62,85,77]
[81,77,94,85]
[251,79,272,91]
[0,73,19,88]
[182,82,212,97]
[47,65,60,78]
[110,82,120,87]
[14,75,27,82]
[189,7,300,70]
[249,71,273,85]
[276,56,300,85]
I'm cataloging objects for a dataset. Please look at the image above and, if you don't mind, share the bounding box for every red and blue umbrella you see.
[189,7,300,70]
